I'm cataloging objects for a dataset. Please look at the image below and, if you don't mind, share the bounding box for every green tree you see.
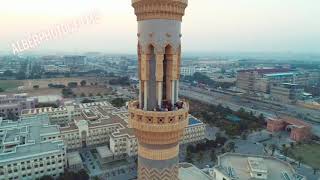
[61,88,73,98]
[33,85,40,89]
[92,176,100,180]
[7,111,17,120]
[241,132,247,140]
[313,167,319,175]
[185,151,193,163]
[57,169,89,180]
[227,141,236,152]
[81,98,95,104]
[80,80,87,86]
[3,70,14,76]
[40,175,54,180]
[290,142,294,149]
[197,151,204,163]
[111,98,126,108]
[210,149,217,162]
[258,113,265,121]
[282,146,288,161]
[269,144,277,156]
[296,156,303,167]
[67,82,78,88]
[0,88,4,92]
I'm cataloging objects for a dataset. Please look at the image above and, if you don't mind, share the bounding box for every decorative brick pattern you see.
[138,164,179,180]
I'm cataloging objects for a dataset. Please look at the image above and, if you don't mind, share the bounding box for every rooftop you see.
[96,146,113,158]
[67,151,83,166]
[179,163,212,180]
[264,72,295,77]
[215,153,305,180]
[0,114,64,163]
[188,116,203,126]
[238,68,291,75]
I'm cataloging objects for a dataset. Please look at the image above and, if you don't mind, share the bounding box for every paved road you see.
[180,89,275,117]
[179,86,320,137]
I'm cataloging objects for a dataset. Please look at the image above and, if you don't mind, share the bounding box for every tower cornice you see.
[132,0,188,21]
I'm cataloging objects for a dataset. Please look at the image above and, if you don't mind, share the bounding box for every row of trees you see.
[111,98,126,107]
[182,72,235,89]
[188,98,266,136]
[185,136,228,164]
[1,70,27,80]
[109,76,130,86]
[40,169,89,180]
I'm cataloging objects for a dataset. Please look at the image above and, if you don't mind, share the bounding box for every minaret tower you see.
[129,0,189,179]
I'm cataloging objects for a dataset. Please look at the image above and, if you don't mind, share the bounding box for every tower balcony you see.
[128,100,189,144]
[132,0,188,21]
[128,100,189,132]
[132,0,188,4]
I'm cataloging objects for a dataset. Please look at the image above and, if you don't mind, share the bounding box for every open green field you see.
[0,80,22,91]
[289,143,320,169]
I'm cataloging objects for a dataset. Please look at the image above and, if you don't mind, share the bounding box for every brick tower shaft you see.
[129,0,189,179]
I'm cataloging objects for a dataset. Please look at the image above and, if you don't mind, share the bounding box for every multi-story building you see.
[181,66,196,76]
[0,94,38,120]
[267,116,311,142]
[21,101,205,161]
[237,68,320,94]
[210,153,306,180]
[43,65,71,73]
[270,83,304,103]
[182,116,206,144]
[236,68,292,93]
[63,56,86,67]
[0,114,66,180]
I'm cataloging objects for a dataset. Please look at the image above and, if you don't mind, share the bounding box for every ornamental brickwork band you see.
[129,0,189,179]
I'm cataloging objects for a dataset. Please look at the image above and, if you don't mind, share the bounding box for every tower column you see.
[144,80,148,110]
[171,80,175,105]
[139,80,142,109]
[157,82,162,107]
[130,0,188,179]
[176,80,179,101]
[156,54,164,108]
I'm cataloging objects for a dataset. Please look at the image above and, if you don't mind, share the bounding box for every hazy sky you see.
[1,0,320,54]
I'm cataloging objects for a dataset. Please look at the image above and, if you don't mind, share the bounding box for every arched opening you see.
[147,44,157,110]
[163,45,173,102]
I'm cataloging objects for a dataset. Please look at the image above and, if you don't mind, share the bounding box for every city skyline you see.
[1,0,320,54]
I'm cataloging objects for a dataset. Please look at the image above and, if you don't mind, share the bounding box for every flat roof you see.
[264,72,295,77]
[96,146,113,158]
[188,116,203,126]
[0,114,64,163]
[248,157,267,173]
[216,153,304,180]
[67,151,83,166]
[179,163,212,180]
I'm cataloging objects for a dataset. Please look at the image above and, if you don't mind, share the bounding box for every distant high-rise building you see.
[129,0,189,179]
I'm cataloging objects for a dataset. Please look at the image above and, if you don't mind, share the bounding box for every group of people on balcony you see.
[133,100,185,112]
[153,100,184,112]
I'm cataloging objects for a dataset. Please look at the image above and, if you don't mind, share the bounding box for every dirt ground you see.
[0,77,113,97]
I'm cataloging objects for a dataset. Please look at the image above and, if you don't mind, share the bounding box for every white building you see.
[0,114,66,180]
[210,153,306,180]
[0,94,38,120]
[43,65,70,73]
[21,101,206,161]
[181,66,196,76]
